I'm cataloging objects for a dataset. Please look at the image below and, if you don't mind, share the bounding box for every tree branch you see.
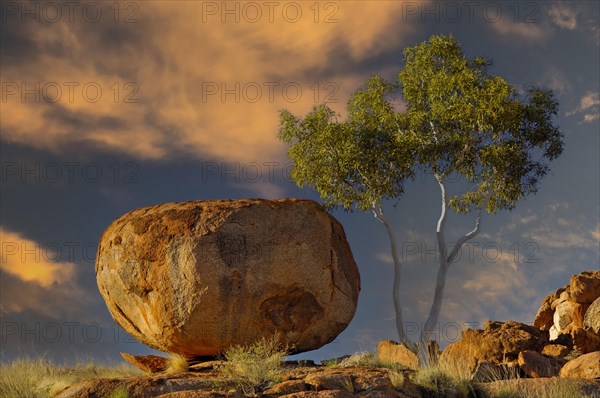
[447,184,494,264]
[371,201,409,345]
[435,175,448,259]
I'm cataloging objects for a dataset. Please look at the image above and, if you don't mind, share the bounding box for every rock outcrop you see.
[121,353,169,373]
[517,350,565,378]
[439,321,547,372]
[56,362,422,398]
[533,271,600,353]
[377,341,418,369]
[96,199,361,357]
[584,297,600,335]
[541,344,569,358]
[559,351,600,379]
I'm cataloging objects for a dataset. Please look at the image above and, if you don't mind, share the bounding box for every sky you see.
[0,0,599,364]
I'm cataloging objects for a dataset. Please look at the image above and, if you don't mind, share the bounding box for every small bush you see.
[387,370,405,389]
[562,347,583,362]
[219,337,288,396]
[413,366,457,396]
[338,352,379,368]
[340,376,355,393]
[108,386,130,398]
[412,364,476,398]
[166,353,189,374]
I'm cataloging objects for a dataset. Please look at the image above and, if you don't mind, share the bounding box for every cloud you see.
[376,252,394,265]
[583,113,600,123]
[548,4,578,30]
[540,68,572,96]
[490,18,548,41]
[0,1,421,163]
[567,92,600,123]
[0,227,90,319]
[0,227,77,287]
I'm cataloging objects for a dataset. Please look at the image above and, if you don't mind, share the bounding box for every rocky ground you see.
[54,358,600,398]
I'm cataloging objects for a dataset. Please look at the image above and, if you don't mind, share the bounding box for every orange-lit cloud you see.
[0,228,77,287]
[1,1,423,163]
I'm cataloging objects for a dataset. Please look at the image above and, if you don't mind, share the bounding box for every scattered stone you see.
[533,296,554,330]
[55,373,220,398]
[439,320,547,372]
[188,360,223,372]
[552,301,585,338]
[321,356,351,367]
[264,380,310,395]
[305,372,354,391]
[96,199,361,357]
[568,326,600,354]
[541,344,569,358]
[552,333,574,349]
[517,350,565,378]
[157,393,234,398]
[584,297,600,335]
[534,271,600,348]
[559,351,600,379]
[121,352,169,374]
[285,360,317,367]
[316,391,355,398]
[352,371,394,391]
[569,271,600,304]
[377,341,418,369]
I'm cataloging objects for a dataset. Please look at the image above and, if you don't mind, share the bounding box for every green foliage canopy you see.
[279,34,564,215]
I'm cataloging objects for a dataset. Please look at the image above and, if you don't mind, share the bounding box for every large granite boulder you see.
[96,199,360,357]
[439,321,547,372]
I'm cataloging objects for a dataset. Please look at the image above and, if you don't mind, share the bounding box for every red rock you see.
[121,352,169,373]
[96,199,360,357]
[568,326,600,354]
[541,344,569,358]
[584,297,600,335]
[439,321,547,372]
[517,350,565,378]
[569,271,600,304]
[560,351,600,379]
[264,380,309,395]
[377,341,418,369]
[533,297,554,330]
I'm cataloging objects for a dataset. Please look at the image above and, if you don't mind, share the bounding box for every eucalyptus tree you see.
[397,35,563,363]
[279,76,416,345]
[278,34,564,364]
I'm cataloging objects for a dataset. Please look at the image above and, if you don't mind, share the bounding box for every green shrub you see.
[108,386,130,398]
[338,352,379,368]
[219,337,288,396]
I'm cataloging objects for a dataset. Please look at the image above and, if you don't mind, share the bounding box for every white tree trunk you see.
[372,203,410,346]
[418,176,483,366]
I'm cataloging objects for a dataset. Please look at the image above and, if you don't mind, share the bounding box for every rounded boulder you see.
[96,199,360,357]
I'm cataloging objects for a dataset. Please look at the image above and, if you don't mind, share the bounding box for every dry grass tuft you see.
[166,353,189,374]
[488,378,596,398]
[219,337,288,396]
[0,357,141,398]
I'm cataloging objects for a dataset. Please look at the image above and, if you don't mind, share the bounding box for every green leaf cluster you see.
[278,34,564,214]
